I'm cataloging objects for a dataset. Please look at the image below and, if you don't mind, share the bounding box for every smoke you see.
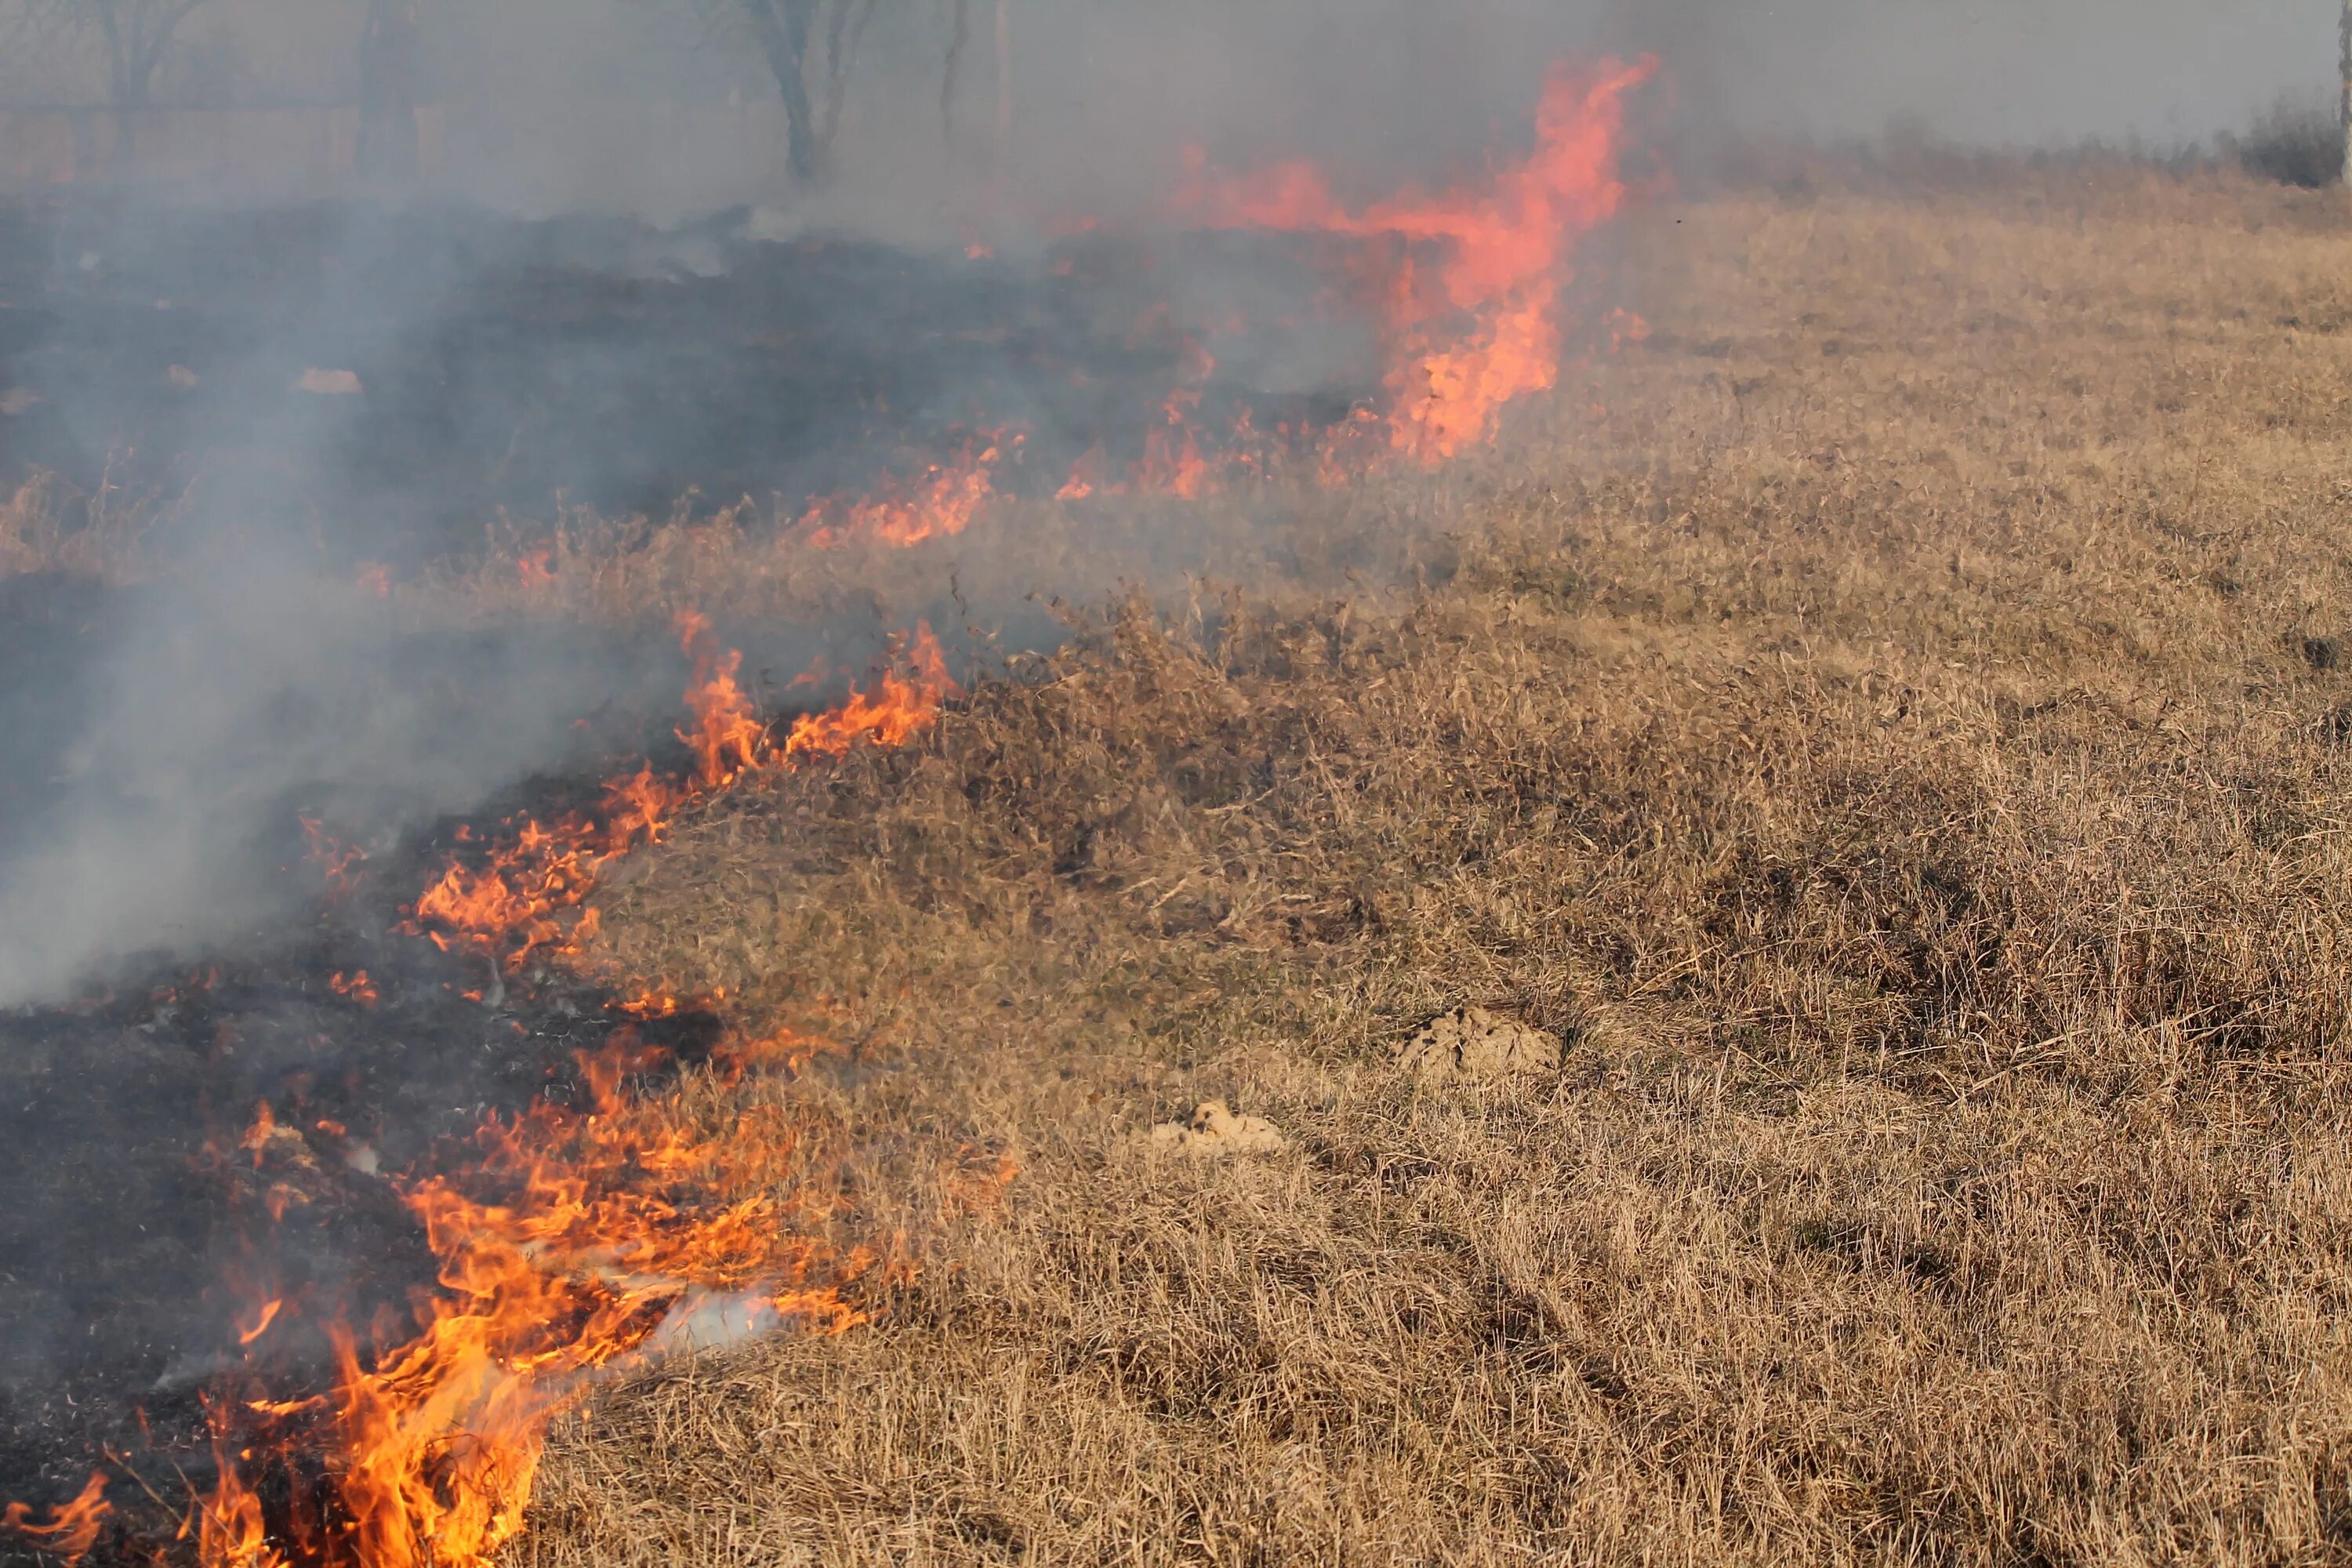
[0,0,2332,1007]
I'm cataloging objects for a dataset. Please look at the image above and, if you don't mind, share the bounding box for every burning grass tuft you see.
[0,466,175,584]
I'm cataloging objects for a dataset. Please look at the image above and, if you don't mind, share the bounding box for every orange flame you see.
[676,610,768,789]
[784,623,959,760]
[195,1032,874,1568]
[3,1472,109,1565]
[1182,57,1656,460]
[187,1440,278,1568]
[1056,447,1105,501]
[403,618,957,967]
[238,1299,284,1346]
[798,437,1006,549]
[299,817,368,902]
[122,65,1653,1568]
[1131,339,1216,499]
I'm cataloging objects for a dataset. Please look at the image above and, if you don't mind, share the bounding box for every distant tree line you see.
[0,0,1006,184]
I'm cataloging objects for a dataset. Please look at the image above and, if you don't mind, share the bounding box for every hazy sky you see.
[1675,1,2328,144]
[93,0,2347,148]
[0,1,2328,176]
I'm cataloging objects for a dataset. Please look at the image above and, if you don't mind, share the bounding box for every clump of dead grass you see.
[0,467,167,583]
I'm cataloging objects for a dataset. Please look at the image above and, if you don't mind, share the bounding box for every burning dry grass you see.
[0,468,171,583]
[499,169,2352,1565]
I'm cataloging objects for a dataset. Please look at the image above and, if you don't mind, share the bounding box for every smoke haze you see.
[0,0,2334,1004]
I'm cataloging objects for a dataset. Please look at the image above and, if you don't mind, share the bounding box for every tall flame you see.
[1181,56,1656,460]
[676,609,768,789]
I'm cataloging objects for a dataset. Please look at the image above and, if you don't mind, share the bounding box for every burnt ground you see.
[0,193,1386,1559]
[0,801,739,1560]
[0,193,1378,567]
[0,567,754,1555]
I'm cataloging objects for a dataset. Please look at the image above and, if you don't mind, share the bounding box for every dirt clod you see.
[1395,1006,1563,1083]
[1149,1100,1286,1157]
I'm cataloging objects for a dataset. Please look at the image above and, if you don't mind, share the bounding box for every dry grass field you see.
[6,161,2303,1567]
[492,168,2352,1566]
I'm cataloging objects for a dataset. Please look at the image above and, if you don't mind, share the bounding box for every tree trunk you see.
[744,0,826,183]
[2341,0,2351,188]
[108,74,144,176]
[356,0,422,181]
[97,5,138,175]
[993,0,1010,170]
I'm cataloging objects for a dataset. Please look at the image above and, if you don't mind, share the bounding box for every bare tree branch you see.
[817,0,877,148]
[941,0,967,143]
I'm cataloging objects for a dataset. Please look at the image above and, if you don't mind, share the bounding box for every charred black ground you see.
[0,194,1376,565]
[0,187,1397,1563]
[0,762,748,1563]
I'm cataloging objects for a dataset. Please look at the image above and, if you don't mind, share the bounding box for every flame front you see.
[165,629,956,1565]
[784,623,958,760]
[402,614,953,969]
[16,60,1655,1566]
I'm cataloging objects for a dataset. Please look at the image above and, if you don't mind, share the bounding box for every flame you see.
[401,617,956,967]
[187,1441,278,1568]
[784,623,959,760]
[303,629,956,1564]
[238,1299,285,1346]
[299,817,368,902]
[1056,448,1104,501]
[1131,339,1216,499]
[354,564,390,599]
[32,64,1651,1567]
[676,610,768,789]
[404,815,603,971]
[798,437,1006,549]
[239,1101,281,1168]
[3,1472,109,1565]
[193,1031,876,1568]
[1182,56,1655,460]
[329,971,379,1007]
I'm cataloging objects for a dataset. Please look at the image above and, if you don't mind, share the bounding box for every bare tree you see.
[735,0,879,183]
[4,0,212,166]
[53,0,205,115]
[354,0,422,180]
[938,0,1007,170]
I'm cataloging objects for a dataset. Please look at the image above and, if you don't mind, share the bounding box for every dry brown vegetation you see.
[0,467,169,583]
[513,170,2352,1565]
